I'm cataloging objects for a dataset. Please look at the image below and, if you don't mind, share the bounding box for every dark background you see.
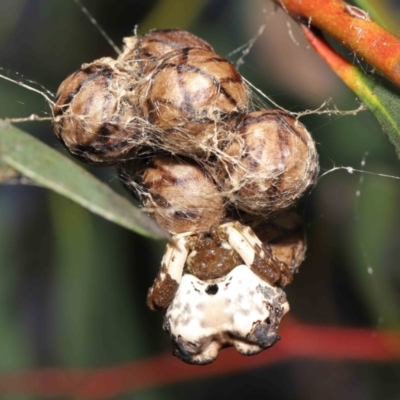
[0,0,399,399]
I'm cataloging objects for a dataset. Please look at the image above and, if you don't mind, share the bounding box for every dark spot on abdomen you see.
[205,284,219,295]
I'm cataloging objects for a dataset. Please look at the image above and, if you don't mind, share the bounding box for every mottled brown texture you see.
[212,110,319,215]
[147,270,179,310]
[186,227,243,280]
[221,220,294,287]
[138,47,249,155]
[53,58,143,165]
[120,29,214,76]
[253,251,292,286]
[121,155,226,235]
[250,210,306,276]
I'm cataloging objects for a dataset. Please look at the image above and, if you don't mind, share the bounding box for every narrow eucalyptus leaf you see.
[353,71,400,159]
[0,121,168,239]
[0,157,18,183]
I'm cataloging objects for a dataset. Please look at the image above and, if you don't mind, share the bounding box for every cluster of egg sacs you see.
[53,29,319,240]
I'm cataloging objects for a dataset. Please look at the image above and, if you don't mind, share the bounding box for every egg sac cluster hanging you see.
[53,29,319,364]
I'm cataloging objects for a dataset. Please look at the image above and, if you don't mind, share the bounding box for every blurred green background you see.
[0,0,399,399]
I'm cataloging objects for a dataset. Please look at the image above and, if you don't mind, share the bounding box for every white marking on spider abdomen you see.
[164,265,289,364]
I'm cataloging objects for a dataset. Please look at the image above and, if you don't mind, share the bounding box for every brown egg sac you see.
[119,154,226,234]
[53,58,144,165]
[138,47,249,155]
[213,110,319,215]
[120,29,214,76]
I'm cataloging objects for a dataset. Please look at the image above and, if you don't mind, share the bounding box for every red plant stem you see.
[301,25,359,91]
[272,0,400,88]
[0,321,399,398]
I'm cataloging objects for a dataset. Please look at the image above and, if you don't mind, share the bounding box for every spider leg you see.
[218,221,293,286]
[147,233,192,310]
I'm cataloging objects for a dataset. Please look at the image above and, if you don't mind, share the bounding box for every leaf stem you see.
[272,0,400,88]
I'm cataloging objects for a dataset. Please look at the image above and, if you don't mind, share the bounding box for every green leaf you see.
[350,71,400,160]
[0,121,168,240]
[0,158,18,183]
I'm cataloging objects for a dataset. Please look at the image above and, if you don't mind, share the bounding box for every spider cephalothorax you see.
[185,226,244,280]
